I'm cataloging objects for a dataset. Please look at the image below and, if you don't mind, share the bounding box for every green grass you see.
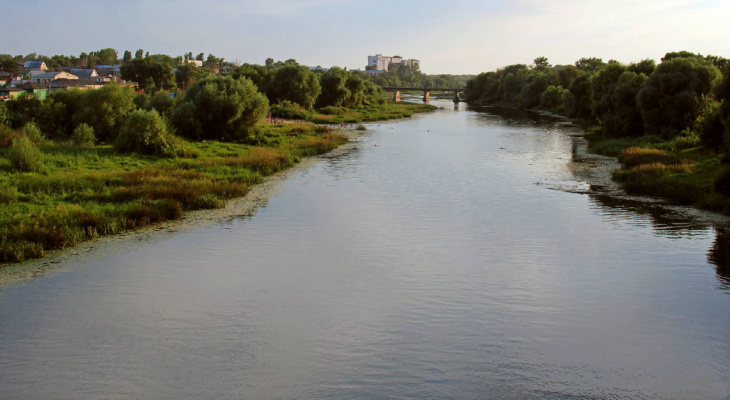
[587,131,729,212]
[0,121,348,264]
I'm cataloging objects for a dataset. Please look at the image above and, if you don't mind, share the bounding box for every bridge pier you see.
[423,90,430,103]
[393,90,401,102]
[453,91,461,103]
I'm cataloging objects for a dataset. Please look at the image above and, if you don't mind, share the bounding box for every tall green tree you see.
[637,56,721,136]
[120,58,175,92]
[266,65,321,110]
[74,84,136,142]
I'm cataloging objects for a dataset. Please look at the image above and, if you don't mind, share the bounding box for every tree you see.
[123,50,132,63]
[265,58,274,69]
[628,59,656,76]
[74,84,136,142]
[195,53,205,61]
[606,71,647,137]
[232,64,271,92]
[316,67,351,108]
[147,92,178,118]
[575,57,605,73]
[92,48,118,65]
[171,75,269,141]
[532,56,551,72]
[116,109,173,155]
[4,94,42,129]
[591,62,626,126]
[540,85,569,113]
[266,65,321,110]
[565,72,594,121]
[175,63,210,90]
[0,58,21,75]
[135,49,144,59]
[637,56,721,136]
[520,72,553,109]
[120,58,175,92]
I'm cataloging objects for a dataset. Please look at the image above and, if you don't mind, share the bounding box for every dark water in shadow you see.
[0,101,728,399]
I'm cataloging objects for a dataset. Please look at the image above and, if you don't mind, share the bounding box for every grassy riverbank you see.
[585,129,730,214]
[0,121,349,263]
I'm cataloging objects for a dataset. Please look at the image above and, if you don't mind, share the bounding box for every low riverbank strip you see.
[0,102,435,274]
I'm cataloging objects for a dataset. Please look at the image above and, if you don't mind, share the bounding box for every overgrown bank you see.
[0,121,350,263]
[465,51,730,214]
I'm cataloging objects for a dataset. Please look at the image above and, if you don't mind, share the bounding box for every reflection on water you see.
[589,195,712,237]
[708,228,730,291]
[0,100,728,399]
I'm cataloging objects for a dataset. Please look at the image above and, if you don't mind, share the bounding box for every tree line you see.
[0,54,390,160]
[465,52,730,151]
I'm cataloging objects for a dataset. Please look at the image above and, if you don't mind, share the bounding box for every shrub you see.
[270,100,310,120]
[0,125,22,148]
[115,109,173,155]
[618,147,681,168]
[22,121,45,143]
[318,106,346,115]
[172,75,269,141]
[8,136,44,172]
[71,123,96,146]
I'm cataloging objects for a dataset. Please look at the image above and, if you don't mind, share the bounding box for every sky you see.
[5,0,730,75]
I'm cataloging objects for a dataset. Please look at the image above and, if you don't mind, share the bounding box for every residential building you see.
[69,68,100,81]
[23,60,48,73]
[367,54,420,72]
[94,65,122,81]
[183,59,203,67]
[32,71,78,84]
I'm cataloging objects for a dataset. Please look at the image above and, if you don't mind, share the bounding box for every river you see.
[1,99,728,399]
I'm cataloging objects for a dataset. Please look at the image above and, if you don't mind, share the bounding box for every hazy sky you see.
[5,0,730,74]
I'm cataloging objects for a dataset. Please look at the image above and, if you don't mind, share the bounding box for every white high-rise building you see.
[367,54,420,72]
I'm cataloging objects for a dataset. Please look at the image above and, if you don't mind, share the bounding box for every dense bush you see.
[172,75,269,141]
[266,65,321,110]
[115,109,173,155]
[270,100,310,119]
[71,123,96,146]
[8,136,44,172]
[637,56,721,136]
[74,83,136,142]
[22,121,45,143]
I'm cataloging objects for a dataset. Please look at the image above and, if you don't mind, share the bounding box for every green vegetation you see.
[0,122,347,263]
[0,48,443,265]
[467,52,730,214]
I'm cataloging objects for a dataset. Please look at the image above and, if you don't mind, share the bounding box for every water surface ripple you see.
[1,100,729,399]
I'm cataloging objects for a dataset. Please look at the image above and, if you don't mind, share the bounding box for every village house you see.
[69,68,100,81]
[32,71,79,84]
[23,60,48,73]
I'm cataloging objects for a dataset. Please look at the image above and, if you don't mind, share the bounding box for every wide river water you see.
[1,99,729,399]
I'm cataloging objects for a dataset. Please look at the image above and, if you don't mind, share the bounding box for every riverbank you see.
[557,120,730,227]
[0,122,371,286]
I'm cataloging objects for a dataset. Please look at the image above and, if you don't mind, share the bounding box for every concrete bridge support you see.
[423,90,430,103]
[393,90,401,102]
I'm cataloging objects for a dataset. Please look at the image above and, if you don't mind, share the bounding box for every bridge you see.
[382,87,464,103]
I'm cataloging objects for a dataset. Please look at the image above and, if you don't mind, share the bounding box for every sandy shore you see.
[0,128,366,287]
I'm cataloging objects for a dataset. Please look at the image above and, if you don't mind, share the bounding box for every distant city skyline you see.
[5,0,730,74]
